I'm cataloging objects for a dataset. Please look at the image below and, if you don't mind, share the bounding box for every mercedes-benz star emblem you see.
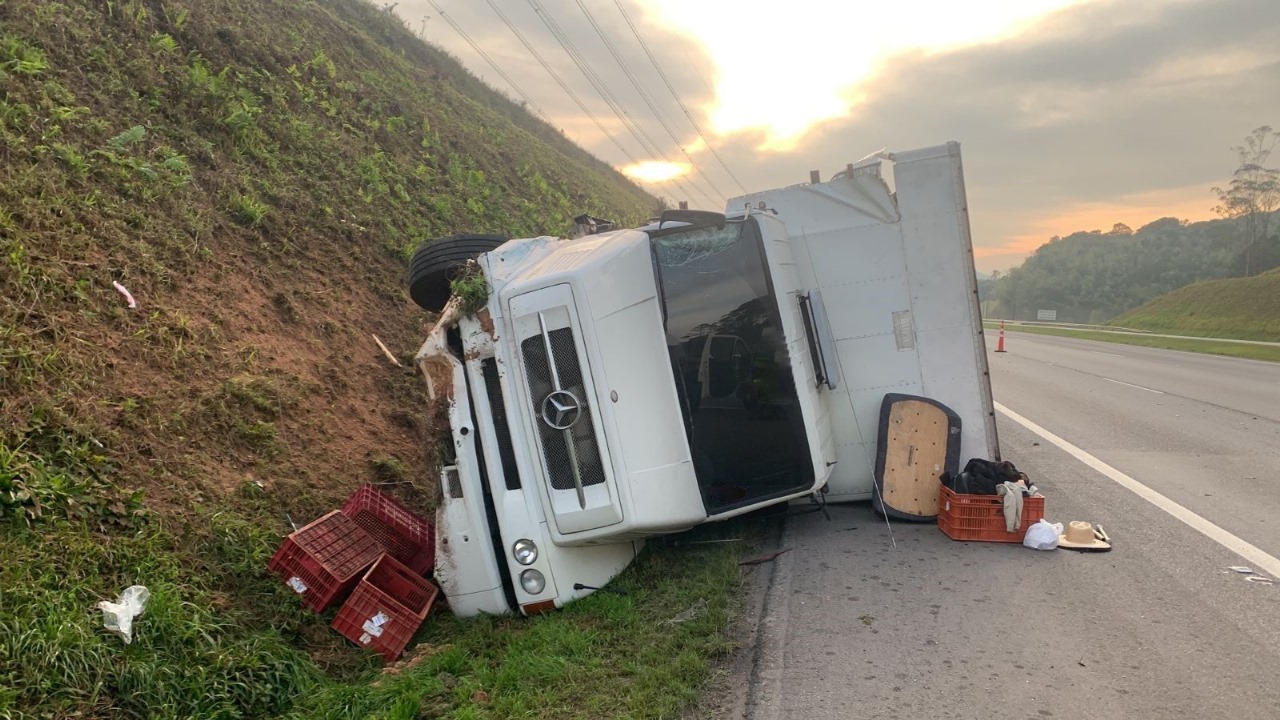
[541,390,582,430]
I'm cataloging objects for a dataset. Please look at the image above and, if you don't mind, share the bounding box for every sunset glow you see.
[643,0,1083,149]
[973,184,1217,272]
[623,160,692,182]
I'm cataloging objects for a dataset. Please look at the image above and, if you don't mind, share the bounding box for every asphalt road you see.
[737,333,1280,720]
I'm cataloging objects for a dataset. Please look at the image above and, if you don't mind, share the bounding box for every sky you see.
[395,0,1280,272]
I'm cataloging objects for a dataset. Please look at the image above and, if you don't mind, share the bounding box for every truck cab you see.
[412,142,995,616]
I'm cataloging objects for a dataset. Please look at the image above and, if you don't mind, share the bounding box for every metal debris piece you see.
[673,538,741,546]
[1227,566,1254,574]
[739,548,792,566]
[1244,576,1274,585]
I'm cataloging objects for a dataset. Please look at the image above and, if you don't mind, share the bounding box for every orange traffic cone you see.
[995,320,1007,353]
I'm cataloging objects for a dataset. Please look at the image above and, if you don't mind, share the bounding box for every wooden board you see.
[873,394,961,522]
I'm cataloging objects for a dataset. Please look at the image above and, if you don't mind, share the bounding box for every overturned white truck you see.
[410,142,998,616]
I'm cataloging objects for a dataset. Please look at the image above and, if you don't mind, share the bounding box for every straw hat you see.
[1058,521,1111,551]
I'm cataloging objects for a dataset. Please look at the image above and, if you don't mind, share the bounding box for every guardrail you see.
[982,319,1152,334]
[982,320,1280,348]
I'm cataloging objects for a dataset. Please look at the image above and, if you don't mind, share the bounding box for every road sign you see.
[1037,309,1057,321]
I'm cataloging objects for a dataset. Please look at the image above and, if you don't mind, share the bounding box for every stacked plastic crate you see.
[267,484,440,660]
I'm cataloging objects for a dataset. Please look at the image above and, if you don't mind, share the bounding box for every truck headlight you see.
[512,539,538,566]
[520,569,546,595]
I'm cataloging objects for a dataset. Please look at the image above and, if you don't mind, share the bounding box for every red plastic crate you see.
[268,510,383,612]
[331,554,439,661]
[937,484,1046,543]
[341,484,435,576]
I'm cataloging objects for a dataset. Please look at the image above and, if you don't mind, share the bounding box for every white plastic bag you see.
[97,585,150,644]
[1023,519,1063,551]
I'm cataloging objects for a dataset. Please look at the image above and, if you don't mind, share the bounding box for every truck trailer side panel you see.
[730,142,998,501]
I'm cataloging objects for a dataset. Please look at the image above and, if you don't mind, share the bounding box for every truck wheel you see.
[408,234,508,311]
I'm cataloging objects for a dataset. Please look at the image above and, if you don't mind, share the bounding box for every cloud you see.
[402,0,1280,271]
[397,0,718,156]
[727,0,1280,270]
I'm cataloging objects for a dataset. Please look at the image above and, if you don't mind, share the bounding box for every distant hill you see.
[988,214,1280,324]
[1112,267,1280,341]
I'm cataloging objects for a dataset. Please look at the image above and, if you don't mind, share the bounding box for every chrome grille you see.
[481,358,521,491]
[520,326,607,498]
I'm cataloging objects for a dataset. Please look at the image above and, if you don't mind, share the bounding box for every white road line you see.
[1091,350,1124,357]
[1102,377,1164,394]
[996,401,1280,579]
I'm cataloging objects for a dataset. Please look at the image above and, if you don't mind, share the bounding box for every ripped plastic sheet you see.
[98,585,150,644]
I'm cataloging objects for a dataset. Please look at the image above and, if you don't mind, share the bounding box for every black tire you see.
[408,234,508,311]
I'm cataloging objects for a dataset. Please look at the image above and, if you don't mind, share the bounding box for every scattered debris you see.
[1094,525,1111,544]
[859,615,874,626]
[111,280,137,309]
[572,582,628,596]
[1224,566,1275,585]
[1022,519,1063,551]
[1057,521,1111,552]
[471,690,490,704]
[661,598,707,626]
[739,548,792,566]
[672,538,741,546]
[97,585,150,644]
[372,334,402,367]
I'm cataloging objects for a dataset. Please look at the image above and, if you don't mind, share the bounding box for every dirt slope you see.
[1,0,654,518]
[0,3,656,714]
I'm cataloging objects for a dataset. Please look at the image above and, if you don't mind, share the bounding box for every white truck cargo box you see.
[730,142,998,501]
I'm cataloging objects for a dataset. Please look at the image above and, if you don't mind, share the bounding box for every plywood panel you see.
[874,394,962,520]
[880,400,948,516]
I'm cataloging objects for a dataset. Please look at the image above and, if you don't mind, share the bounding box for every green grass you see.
[0,507,766,719]
[286,520,758,720]
[449,262,490,314]
[0,0,698,716]
[990,323,1280,362]
[1110,268,1280,341]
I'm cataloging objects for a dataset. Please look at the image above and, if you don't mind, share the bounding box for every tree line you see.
[981,127,1280,324]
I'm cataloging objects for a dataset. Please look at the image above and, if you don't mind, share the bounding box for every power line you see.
[611,0,749,195]
[427,0,550,122]
[571,0,730,207]
[480,0,641,167]
[525,0,717,207]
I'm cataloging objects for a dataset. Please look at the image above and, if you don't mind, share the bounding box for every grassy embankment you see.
[987,267,1280,362]
[0,1,755,717]
[1111,267,1280,341]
